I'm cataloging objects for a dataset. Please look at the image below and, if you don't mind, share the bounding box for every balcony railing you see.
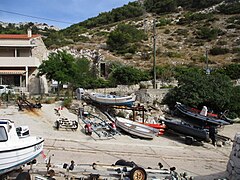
[0,57,40,67]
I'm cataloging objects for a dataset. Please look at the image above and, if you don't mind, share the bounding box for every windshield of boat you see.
[0,126,7,141]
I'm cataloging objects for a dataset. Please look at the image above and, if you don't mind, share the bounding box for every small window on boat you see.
[0,126,8,141]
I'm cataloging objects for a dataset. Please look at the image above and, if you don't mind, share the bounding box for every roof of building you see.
[0,34,40,40]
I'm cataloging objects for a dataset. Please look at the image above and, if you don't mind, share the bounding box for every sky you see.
[0,0,135,29]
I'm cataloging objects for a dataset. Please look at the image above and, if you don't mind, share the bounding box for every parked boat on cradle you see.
[0,119,44,175]
[88,92,136,107]
[115,117,159,139]
[174,102,231,126]
[138,119,166,135]
[162,118,209,142]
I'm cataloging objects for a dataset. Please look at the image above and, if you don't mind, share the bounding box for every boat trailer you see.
[78,108,120,138]
[17,97,42,111]
[31,159,192,180]
[54,108,78,131]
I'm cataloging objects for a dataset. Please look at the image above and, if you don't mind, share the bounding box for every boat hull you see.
[175,102,230,126]
[89,93,136,107]
[163,119,209,141]
[0,137,44,175]
[115,117,158,139]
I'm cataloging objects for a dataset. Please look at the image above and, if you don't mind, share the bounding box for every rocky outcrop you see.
[227,133,240,180]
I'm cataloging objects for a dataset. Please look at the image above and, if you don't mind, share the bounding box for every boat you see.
[115,117,159,139]
[174,102,231,126]
[0,119,44,175]
[139,123,165,135]
[162,118,209,142]
[88,92,136,107]
[138,119,166,135]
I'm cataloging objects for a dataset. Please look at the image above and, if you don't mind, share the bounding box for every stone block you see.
[236,144,240,151]
[227,161,233,173]
[232,155,240,168]
[235,167,240,174]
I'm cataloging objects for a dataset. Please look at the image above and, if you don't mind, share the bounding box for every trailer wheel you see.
[55,121,60,130]
[129,167,147,180]
[73,121,78,130]
[115,159,135,167]
[84,124,92,135]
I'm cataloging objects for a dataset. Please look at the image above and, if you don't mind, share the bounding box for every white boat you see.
[115,117,159,139]
[0,119,44,175]
[88,92,136,107]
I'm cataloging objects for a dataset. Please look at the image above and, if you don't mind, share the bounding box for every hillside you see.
[2,0,240,70]
[44,0,240,70]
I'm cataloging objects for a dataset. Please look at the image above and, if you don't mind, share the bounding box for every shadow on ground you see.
[194,171,228,180]
[162,130,204,146]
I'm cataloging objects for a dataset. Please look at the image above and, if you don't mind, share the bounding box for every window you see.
[0,126,7,141]
[16,49,20,57]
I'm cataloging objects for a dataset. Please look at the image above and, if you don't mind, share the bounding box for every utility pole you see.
[205,47,210,75]
[153,19,157,89]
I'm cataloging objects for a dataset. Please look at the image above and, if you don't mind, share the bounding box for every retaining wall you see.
[227,133,240,179]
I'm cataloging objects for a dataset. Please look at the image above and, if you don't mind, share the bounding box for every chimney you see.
[27,28,32,38]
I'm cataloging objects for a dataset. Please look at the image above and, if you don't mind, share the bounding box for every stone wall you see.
[30,36,49,94]
[86,84,139,96]
[85,86,170,104]
[135,89,170,104]
[227,133,240,179]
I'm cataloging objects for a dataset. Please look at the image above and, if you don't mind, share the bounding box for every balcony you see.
[0,57,40,67]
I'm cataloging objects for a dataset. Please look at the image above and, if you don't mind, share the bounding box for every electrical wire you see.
[0,9,75,24]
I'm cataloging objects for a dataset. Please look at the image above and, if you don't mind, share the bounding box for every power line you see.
[0,9,75,24]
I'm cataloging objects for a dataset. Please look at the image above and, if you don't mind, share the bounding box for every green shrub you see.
[157,18,171,27]
[232,47,240,54]
[226,24,238,29]
[175,28,188,36]
[164,29,171,34]
[94,31,109,37]
[217,40,227,46]
[226,15,240,24]
[63,98,72,108]
[107,23,147,54]
[44,97,55,104]
[73,35,90,43]
[164,51,181,58]
[209,47,230,55]
[218,2,240,14]
[196,27,223,41]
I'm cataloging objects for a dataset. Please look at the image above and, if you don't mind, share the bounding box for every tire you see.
[129,167,147,180]
[55,121,60,130]
[73,121,78,130]
[115,159,135,167]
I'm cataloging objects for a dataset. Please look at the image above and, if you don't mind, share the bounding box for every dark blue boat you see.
[175,102,231,127]
[163,118,209,142]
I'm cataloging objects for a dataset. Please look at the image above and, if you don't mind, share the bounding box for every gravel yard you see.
[1,102,239,180]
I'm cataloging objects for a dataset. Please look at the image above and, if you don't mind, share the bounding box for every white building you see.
[0,29,48,95]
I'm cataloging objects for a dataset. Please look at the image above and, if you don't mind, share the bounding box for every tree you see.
[163,68,234,113]
[155,65,175,83]
[107,24,147,54]
[144,0,177,14]
[110,65,150,85]
[38,50,76,96]
[219,63,240,80]
[228,86,240,117]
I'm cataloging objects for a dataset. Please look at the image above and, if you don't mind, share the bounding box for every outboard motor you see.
[16,126,30,138]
